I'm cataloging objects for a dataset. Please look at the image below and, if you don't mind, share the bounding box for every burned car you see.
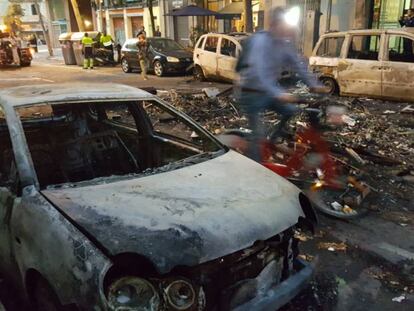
[0,84,316,310]
[310,28,414,101]
[0,32,32,67]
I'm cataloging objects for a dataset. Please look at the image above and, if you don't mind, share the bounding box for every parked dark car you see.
[121,37,193,76]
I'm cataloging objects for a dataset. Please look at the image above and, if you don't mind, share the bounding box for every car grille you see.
[180,57,192,62]
[174,231,297,310]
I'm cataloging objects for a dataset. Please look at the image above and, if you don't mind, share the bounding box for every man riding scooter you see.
[236,7,327,162]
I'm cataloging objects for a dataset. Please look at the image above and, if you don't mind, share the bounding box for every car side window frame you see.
[203,35,219,53]
[385,33,414,63]
[196,36,206,50]
[315,36,345,58]
[344,33,384,61]
[0,103,38,190]
[219,37,238,57]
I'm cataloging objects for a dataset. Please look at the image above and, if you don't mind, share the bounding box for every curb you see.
[320,215,414,281]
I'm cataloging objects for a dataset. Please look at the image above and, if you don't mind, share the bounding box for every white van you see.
[193,33,247,81]
[310,28,414,101]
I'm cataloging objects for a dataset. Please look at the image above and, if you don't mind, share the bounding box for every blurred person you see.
[399,9,414,55]
[138,26,146,37]
[81,32,95,69]
[136,33,149,80]
[236,7,325,162]
[29,34,38,53]
[154,26,161,37]
[399,8,414,27]
[100,30,114,62]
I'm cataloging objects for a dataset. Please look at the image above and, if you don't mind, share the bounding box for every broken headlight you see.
[107,277,160,310]
[165,279,196,310]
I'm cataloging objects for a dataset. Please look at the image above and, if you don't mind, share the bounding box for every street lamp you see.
[284,6,300,27]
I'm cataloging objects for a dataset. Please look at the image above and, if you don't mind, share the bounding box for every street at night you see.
[1,1,414,310]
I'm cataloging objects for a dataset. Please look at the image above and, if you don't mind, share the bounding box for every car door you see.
[126,41,139,69]
[337,33,383,97]
[196,35,219,77]
[217,37,239,80]
[381,33,414,101]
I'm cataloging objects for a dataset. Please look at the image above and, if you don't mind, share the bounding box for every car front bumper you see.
[232,259,315,311]
[165,61,193,73]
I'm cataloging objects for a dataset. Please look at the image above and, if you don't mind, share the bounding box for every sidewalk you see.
[320,213,414,281]
[34,46,64,63]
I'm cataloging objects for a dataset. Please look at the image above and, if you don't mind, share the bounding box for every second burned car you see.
[0,83,317,310]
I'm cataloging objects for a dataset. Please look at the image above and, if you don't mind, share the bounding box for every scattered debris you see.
[383,110,396,114]
[345,147,366,164]
[330,201,343,211]
[318,242,347,252]
[202,87,220,99]
[401,105,414,114]
[392,295,406,303]
[342,115,356,127]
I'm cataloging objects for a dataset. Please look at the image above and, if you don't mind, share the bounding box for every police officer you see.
[82,32,94,69]
[100,31,114,62]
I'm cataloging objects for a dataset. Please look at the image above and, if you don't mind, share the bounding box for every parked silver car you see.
[0,83,316,310]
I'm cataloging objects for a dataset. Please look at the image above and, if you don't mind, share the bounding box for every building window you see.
[347,35,381,61]
[316,37,345,58]
[31,4,38,15]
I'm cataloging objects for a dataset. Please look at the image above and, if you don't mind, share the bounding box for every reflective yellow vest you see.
[81,36,94,47]
[100,35,113,47]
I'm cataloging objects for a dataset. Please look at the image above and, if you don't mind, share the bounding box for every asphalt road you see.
[0,54,228,91]
[0,58,413,310]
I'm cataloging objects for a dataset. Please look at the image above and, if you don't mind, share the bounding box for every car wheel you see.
[31,277,64,311]
[320,77,338,95]
[194,65,205,81]
[121,58,131,73]
[154,61,164,77]
[20,61,31,67]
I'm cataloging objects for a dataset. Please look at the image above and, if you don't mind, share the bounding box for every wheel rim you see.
[194,66,203,80]
[121,59,129,72]
[322,78,335,94]
[154,62,162,76]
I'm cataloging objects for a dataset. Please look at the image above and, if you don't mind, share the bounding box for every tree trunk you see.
[147,0,156,36]
[34,0,53,56]
[244,0,253,32]
[70,0,85,32]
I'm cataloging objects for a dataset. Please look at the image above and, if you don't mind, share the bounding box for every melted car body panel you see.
[42,150,304,274]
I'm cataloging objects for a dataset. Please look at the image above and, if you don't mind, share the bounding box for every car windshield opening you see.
[150,39,184,52]
[14,100,223,189]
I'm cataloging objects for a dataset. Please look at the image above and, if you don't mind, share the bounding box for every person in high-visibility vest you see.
[81,32,94,69]
[100,31,114,62]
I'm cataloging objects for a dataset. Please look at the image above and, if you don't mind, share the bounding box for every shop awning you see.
[165,5,220,16]
[216,1,243,20]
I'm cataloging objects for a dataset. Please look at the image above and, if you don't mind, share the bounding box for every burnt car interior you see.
[0,101,221,190]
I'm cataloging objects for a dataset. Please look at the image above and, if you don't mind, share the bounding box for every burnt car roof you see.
[0,83,154,108]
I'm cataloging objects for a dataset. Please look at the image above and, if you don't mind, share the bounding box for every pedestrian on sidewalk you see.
[82,32,95,69]
[399,9,414,55]
[136,33,149,80]
[399,8,414,27]
[154,26,162,37]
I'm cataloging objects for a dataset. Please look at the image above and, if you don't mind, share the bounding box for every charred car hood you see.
[42,151,305,273]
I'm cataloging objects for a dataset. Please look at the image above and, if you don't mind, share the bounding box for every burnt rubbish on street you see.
[1,12,414,309]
